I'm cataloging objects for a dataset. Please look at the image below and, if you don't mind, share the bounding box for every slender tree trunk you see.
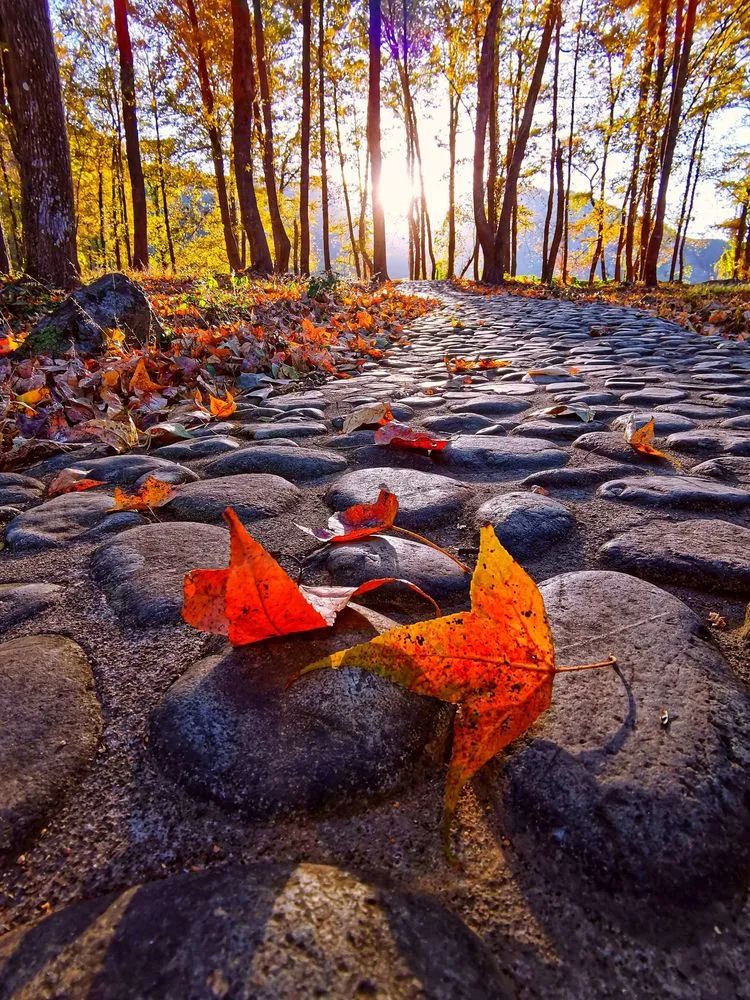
[669,111,706,281]
[562,0,584,283]
[368,0,388,280]
[0,216,9,273]
[150,82,176,270]
[543,142,565,283]
[743,218,750,280]
[542,15,561,275]
[113,0,148,269]
[644,0,698,287]
[318,0,331,270]
[251,0,290,272]
[639,0,669,279]
[734,199,749,280]
[110,145,122,269]
[447,88,457,278]
[229,0,272,274]
[183,0,242,272]
[487,26,499,231]
[472,0,502,277]
[490,0,559,282]
[613,177,632,282]
[0,0,78,286]
[624,0,657,281]
[299,0,312,274]
[332,77,360,277]
[0,142,19,266]
[97,166,107,268]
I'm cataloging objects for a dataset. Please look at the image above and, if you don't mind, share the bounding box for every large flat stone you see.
[598,475,750,510]
[46,453,199,487]
[326,467,472,529]
[0,635,102,856]
[666,429,750,457]
[437,435,568,476]
[5,494,143,551]
[573,431,673,466]
[599,519,750,593]
[91,522,229,626]
[205,444,347,481]
[493,571,750,901]
[691,456,750,486]
[0,863,506,999]
[167,474,301,524]
[150,607,450,818]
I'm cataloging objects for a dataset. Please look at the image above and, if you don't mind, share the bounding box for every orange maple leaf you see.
[298,525,614,858]
[209,390,237,418]
[182,507,438,646]
[129,358,163,394]
[111,475,176,511]
[624,416,673,462]
[47,467,105,497]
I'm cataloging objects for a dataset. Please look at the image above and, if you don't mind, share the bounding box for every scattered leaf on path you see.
[183,507,439,646]
[298,525,615,858]
[374,421,448,452]
[624,416,673,462]
[209,391,237,418]
[342,402,393,434]
[47,467,105,497]
[111,475,176,511]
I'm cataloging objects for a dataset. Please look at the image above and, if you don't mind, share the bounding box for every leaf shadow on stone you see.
[0,863,511,999]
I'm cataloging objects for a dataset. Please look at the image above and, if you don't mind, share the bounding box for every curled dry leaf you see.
[299,488,399,543]
[624,416,674,462]
[444,356,510,374]
[374,420,448,452]
[342,401,394,435]
[538,403,595,422]
[110,475,176,512]
[183,507,439,646]
[47,467,105,497]
[297,525,616,858]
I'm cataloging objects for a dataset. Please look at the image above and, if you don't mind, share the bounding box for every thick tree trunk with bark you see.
[0,0,78,287]
[368,0,388,281]
[644,0,698,287]
[472,0,502,275]
[113,0,148,270]
[489,0,558,283]
[252,0,291,272]
[229,0,272,274]
[639,0,669,279]
[299,0,312,275]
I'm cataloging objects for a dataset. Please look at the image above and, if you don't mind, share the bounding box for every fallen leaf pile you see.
[0,276,437,468]
[452,277,750,342]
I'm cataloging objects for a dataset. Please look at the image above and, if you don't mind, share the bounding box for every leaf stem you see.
[390,526,472,574]
[555,655,617,673]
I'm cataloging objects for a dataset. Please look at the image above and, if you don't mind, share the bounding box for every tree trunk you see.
[0,215,9,274]
[0,141,20,267]
[332,76,360,277]
[542,15,560,275]
[472,0,502,278]
[252,0,290,272]
[299,0,312,274]
[230,0,273,274]
[644,0,698,287]
[0,0,78,286]
[561,0,585,283]
[368,0,388,280]
[543,142,564,283]
[318,0,331,270]
[491,0,559,282]
[183,0,242,272]
[670,112,706,281]
[734,199,749,281]
[447,88,457,278]
[149,72,176,271]
[639,0,669,279]
[113,0,148,270]
[97,166,107,268]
